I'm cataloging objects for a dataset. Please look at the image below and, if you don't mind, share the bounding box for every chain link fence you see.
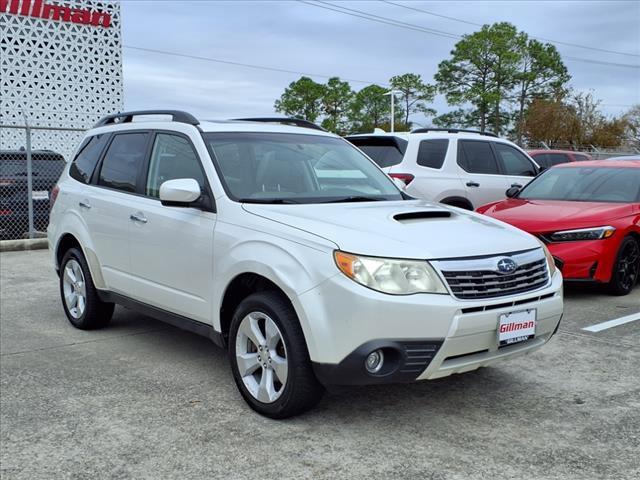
[525,141,640,159]
[0,124,85,240]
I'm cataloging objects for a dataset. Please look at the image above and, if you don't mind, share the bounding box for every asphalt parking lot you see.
[1,249,638,480]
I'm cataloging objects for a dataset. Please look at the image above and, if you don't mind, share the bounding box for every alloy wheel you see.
[618,240,640,291]
[235,312,288,403]
[62,259,87,319]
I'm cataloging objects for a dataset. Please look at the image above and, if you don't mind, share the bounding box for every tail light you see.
[0,179,14,187]
[0,209,12,216]
[49,185,60,211]
[389,173,415,188]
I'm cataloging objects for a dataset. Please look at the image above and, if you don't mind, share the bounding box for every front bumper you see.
[296,270,563,386]
[548,238,618,282]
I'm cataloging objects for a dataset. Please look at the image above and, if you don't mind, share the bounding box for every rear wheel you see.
[60,247,114,329]
[228,291,324,418]
[608,236,640,295]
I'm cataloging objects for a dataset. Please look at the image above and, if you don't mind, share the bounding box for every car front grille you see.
[434,249,550,300]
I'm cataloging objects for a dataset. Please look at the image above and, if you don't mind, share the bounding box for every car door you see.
[493,143,538,192]
[128,131,216,323]
[83,131,151,294]
[456,139,509,207]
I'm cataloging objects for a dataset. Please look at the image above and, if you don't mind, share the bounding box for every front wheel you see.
[608,236,640,295]
[228,292,324,419]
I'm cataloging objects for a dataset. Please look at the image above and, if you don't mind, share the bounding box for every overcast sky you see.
[120,0,640,125]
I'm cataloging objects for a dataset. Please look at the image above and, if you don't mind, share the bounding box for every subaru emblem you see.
[496,258,518,274]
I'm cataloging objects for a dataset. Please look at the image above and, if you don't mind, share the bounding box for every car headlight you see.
[334,251,448,295]
[547,226,616,242]
[535,239,557,277]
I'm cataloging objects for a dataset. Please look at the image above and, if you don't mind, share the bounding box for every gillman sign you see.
[1,0,112,27]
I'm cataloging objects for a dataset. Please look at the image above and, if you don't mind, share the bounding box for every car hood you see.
[243,200,540,259]
[480,199,636,233]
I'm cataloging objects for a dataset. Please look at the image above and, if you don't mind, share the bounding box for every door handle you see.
[79,201,91,209]
[511,183,523,188]
[129,212,147,224]
[466,181,480,187]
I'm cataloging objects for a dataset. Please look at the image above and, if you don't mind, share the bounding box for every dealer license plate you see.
[32,190,49,200]
[498,309,536,346]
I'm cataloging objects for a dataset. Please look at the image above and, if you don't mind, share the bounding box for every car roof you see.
[527,149,590,155]
[605,155,640,161]
[346,131,515,142]
[197,120,336,137]
[554,159,640,168]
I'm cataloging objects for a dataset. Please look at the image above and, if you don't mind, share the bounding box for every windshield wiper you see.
[322,196,385,203]
[238,198,300,204]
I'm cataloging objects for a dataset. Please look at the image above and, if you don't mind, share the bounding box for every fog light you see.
[365,349,384,374]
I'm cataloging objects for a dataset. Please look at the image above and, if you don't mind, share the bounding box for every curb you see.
[0,238,49,252]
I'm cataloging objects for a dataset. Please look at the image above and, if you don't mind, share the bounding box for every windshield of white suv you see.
[203,132,404,203]
[518,166,640,203]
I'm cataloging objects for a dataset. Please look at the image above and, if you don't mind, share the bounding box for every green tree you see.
[389,73,436,126]
[514,38,570,144]
[274,76,325,122]
[349,84,394,132]
[435,22,522,135]
[320,77,354,134]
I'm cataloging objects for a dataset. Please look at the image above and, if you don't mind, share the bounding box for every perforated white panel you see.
[0,1,123,160]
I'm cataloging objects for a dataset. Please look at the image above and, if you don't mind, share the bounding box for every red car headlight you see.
[546,226,616,243]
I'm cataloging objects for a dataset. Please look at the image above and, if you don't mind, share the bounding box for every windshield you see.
[518,167,640,203]
[202,132,403,203]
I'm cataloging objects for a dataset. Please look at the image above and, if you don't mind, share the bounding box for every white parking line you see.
[582,312,640,332]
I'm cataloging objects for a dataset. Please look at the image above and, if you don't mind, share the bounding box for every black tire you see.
[228,291,324,419]
[59,247,114,329]
[608,236,640,296]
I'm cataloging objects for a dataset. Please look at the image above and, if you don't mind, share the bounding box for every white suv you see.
[346,129,540,209]
[48,111,563,418]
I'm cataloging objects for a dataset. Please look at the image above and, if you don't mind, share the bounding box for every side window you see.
[146,134,206,198]
[494,143,537,176]
[458,140,500,175]
[417,139,448,169]
[574,154,590,162]
[531,153,549,168]
[98,133,149,193]
[547,153,571,166]
[69,134,110,184]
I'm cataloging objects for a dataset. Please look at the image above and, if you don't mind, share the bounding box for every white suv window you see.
[145,133,206,198]
[98,133,149,193]
[416,139,448,169]
[458,140,500,175]
[495,143,537,176]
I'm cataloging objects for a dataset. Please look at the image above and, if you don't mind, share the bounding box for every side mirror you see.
[159,178,202,207]
[505,186,520,198]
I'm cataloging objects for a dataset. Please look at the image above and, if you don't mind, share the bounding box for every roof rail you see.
[94,110,200,128]
[410,127,498,138]
[234,117,326,132]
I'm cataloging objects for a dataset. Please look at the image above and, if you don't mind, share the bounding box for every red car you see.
[528,149,593,168]
[477,160,640,295]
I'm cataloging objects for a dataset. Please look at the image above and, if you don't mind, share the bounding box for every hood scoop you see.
[394,211,452,223]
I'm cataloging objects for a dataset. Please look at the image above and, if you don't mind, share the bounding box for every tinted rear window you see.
[70,134,110,184]
[0,153,65,178]
[417,139,448,169]
[98,133,149,193]
[346,137,407,168]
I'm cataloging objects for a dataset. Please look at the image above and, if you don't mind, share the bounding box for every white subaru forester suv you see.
[48,111,563,418]
[346,129,540,210]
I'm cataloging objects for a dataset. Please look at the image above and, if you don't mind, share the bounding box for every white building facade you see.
[1,0,123,159]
